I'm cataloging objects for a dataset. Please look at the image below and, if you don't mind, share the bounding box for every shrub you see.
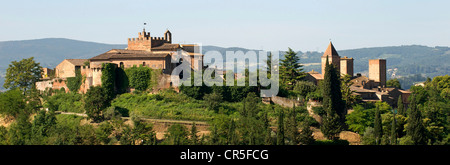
[44,92,84,113]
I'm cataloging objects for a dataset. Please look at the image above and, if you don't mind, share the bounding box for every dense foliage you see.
[101,63,116,101]
[3,57,42,92]
[320,58,345,140]
[66,69,82,93]
[125,66,152,91]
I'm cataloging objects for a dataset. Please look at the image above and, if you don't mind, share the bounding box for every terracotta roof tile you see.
[90,49,169,60]
[322,42,339,57]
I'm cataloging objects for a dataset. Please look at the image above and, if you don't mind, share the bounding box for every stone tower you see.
[368,59,387,87]
[164,29,172,43]
[340,56,354,76]
[321,42,341,75]
[127,28,172,51]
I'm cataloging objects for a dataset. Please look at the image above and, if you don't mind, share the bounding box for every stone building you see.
[305,42,410,107]
[55,59,88,78]
[36,28,203,93]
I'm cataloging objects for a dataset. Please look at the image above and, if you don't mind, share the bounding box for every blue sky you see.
[0,0,449,51]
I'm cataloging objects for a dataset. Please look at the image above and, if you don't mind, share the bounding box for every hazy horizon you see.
[1,0,449,52]
[2,37,448,53]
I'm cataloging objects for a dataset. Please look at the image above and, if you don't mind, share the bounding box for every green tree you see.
[264,52,277,79]
[391,112,397,145]
[131,118,156,145]
[321,112,342,140]
[227,119,239,145]
[30,110,57,144]
[406,95,427,145]
[95,121,113,145]
[374,107,383,145]
[387,79,402,89]
[361,127,376,145]
[190,122,199,145]
[276,108,285,145]
[263,114,274,145]
[345,104,376,134]
[165,124,189,145]
[0,89,26,118]
[0,126,8,145]
[238,92,265,145]
[203,92,223,112]
[3,57,42,93]
[298,120,315,145]
[286,104,299,145]
[84,86,109,122]
[101,63,116,101]
[208,114,232,145]
[280,48,304,89]
[293,81,317,98]
[321,57,345,140]
[7,113,32,145]
[341,74,359,111]
[397,95,406,116]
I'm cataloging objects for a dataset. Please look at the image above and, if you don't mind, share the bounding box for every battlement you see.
[151,37,166,40]
[127,29,172,50]
[128,37,151,42]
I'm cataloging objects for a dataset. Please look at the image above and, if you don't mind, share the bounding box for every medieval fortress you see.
[36,28,409,107]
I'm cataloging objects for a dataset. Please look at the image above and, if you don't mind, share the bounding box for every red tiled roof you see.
[90,49,169,60]
[322,42,339,57]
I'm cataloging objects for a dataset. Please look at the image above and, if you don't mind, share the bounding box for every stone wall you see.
[35,78,69,93]
[270,96,302,108]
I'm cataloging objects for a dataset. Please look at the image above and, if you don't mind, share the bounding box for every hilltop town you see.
[0,27,449,146]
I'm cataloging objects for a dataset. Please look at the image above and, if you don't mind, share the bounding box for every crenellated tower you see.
[127,28,172,50]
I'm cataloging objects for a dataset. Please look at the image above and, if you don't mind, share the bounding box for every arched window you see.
[143,62,146,67]
[120,62,124,68]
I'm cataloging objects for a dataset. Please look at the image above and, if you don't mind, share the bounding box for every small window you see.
[143,62,146,67]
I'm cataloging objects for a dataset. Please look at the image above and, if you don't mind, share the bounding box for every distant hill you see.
[0,38,127,70]
[0,38,448,91]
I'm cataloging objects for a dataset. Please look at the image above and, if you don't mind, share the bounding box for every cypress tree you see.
[277,109,285,145]
[374,107,383,145]
[320,57,344,140]
[228,119,239,145]
[390,112,397,145]
[298,120,315,145]
[262,109,274,145]
[286,104,299,145]
[190,122,199,145]
[406,95,426,145]
[101,63,116,102]
[397,95,405,116]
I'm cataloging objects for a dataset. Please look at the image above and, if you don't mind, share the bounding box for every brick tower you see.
[368,59,387,87]
[340,56,354,76]
[321,42,341,75]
